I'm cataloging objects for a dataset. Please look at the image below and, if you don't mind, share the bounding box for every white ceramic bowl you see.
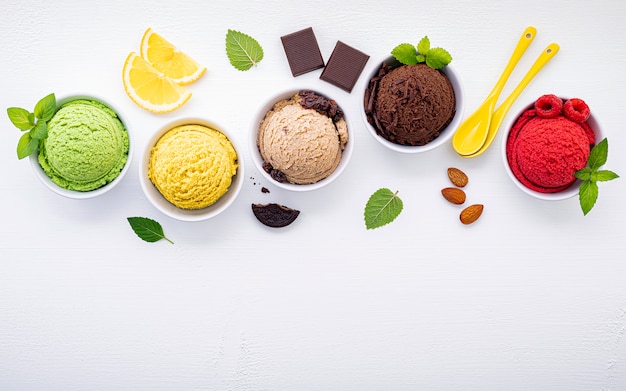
[139,118,244,222]
[360,56,465,153]
[249,88,354,191]
[501,97,603,201]
[29,94,133,199]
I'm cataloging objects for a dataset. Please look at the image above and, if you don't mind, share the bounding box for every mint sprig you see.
[391,36,452,69]
[364,188,403,229]
[7,93,56,159]
[574,138,619,215]
[225,29,264,71]
[127,216,174,244]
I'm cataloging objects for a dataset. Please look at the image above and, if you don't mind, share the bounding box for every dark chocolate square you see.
[320,41,370,93]
[280,27,325,77]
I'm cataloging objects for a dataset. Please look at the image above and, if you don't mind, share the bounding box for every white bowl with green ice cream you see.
[29,95,132,199]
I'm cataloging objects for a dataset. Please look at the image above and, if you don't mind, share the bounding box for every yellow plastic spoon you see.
[463,43,560,158]
[452,26,537,156]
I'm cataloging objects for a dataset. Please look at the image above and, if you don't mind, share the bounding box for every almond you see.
[460,204,483,225]
[441,187,466,204]
[447,167,468,187]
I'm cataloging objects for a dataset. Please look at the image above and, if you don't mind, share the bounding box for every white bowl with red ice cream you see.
[501,94,603,201]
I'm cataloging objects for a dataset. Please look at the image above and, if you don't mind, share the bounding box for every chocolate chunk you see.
[280,27,325,77]
[262,162,287,183]
[320,41,370,93]
[298,90,344,122]
[252,203,300,228]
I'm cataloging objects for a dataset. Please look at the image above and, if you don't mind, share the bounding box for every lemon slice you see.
[122,52,192,114]
[140,28,206,85]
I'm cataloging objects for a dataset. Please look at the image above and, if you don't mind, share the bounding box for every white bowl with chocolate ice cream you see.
[250,88,353,191]
[361,55,464,153]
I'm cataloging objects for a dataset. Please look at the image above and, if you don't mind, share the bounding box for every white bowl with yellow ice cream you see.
[140,118,243,222]
[29,94,133,199]
[250,88,353,191]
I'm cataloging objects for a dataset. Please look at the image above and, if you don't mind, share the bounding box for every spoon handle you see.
[490,43,560,134]
[462,43,560,158]
[487,26,537,100]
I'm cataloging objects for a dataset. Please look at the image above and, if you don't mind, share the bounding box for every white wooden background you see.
[1,1,625,390]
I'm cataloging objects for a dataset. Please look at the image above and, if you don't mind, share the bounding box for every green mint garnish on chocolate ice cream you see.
[391,36,452,69]
[225,29,264,71]
[7,93,56,159]
[574,138,619,216]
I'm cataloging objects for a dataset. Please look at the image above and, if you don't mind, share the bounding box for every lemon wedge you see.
[140,28,206,85]
[122,52,192,114]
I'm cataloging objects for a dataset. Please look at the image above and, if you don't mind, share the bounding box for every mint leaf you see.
[391,36,452,69]
[33,93,56,121]
[127,217,173,244]
[417,36,430,54]
[391,43,418,65]
[8,93,57,160]
[592,169,619,182]
[574,167,592,181]
[29,120,47,139]
[364,188,403,229]
[225,29,264,71]
[576,137,618,215]
[425,47,452,69]
[588,138,608,169]
[7,107,33,130]
[17,132,39,159]
[579,180,598,216]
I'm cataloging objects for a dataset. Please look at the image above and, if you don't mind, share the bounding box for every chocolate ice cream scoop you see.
[365,62,456,146]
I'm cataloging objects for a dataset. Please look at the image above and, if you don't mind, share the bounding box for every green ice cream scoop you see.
[38,99,129,192]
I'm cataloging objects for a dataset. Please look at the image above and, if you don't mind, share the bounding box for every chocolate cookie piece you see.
[251,203,300,228]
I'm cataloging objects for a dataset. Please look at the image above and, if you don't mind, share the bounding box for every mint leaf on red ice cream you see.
[574,138,619,215]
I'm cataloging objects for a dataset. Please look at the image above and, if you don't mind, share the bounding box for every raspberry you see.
[534,94,563,118]
[563,98,590,123]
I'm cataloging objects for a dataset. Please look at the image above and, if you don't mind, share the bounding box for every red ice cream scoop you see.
[506,95,595,193]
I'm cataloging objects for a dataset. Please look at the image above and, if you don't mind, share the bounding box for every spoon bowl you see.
[451,95,496,155]
[463,43,560,158]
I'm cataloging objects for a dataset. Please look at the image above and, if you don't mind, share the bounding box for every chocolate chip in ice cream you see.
[252,203,300,228]
[298,89,344,122]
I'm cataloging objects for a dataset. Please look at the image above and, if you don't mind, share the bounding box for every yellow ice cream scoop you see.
[148,124,238,209]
